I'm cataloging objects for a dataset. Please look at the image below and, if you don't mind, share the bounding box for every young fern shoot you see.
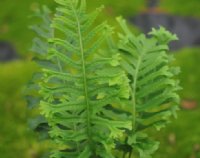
[116,17,180,158]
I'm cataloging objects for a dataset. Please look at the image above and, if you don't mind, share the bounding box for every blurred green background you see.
[0,0,200,157]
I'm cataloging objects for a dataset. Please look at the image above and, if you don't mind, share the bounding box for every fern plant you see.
[29,0,130,157]
[113,18,181,158]
[27,0,180,158]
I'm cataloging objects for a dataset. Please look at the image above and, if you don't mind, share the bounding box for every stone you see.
[0,41,18,62]
[181,99,197,110]
[147,0,159,8]
[130,13,200,50]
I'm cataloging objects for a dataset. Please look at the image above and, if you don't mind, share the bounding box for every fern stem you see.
[70,1,93,150]
[130,89,136,132]
[131,57,142,132]
[122,152,126,158]
[128,151,132,158]
[129,55,142,158]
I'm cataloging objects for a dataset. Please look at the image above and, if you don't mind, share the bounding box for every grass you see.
[153,107,200,158]
[0,60,47,158]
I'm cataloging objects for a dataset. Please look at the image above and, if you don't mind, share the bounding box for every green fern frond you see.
[116,17,180,158]
[30,1,130,157]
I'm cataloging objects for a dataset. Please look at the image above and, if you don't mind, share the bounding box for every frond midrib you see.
[70,1,92,149]
[131,51,143,132]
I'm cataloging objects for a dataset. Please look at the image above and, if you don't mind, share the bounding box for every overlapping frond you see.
[116,17,181,158]
[30,1,130,158]
[26,6,53,141]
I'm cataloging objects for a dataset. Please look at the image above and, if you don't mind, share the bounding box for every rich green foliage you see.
[112,18,180,158]
[2,0,200,158]
[2,52,199,158]
[29,1,130,157]
[28,0,180,157]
